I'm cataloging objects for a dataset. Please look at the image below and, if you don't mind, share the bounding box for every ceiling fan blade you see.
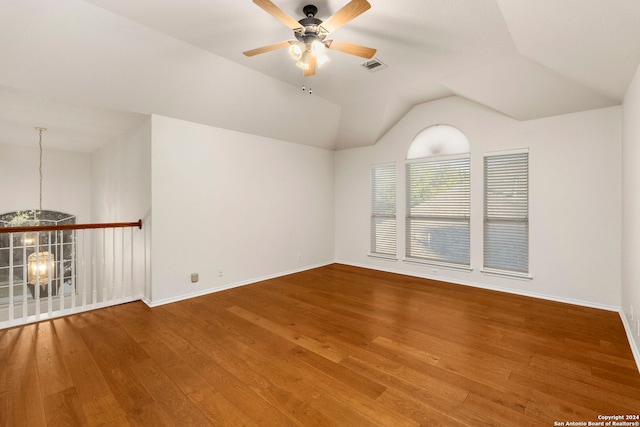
[325,40,376,59]
[320,0,371,34]
[304,55,317,76]
[243,41,291,57]
[253,0,301,30]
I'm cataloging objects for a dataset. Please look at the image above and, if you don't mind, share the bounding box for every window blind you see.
[406,157,470,266]
[483,151,529,274]
[370,164,396,257]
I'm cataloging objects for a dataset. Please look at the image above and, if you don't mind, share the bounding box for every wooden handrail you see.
[0,219,142,234]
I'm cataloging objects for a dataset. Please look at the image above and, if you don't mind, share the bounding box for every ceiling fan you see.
[243,0,377,76]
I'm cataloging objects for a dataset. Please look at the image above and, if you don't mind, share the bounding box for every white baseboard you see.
[619,310,640,373]
[142,261,334,308]
[139,258,640,374]
[336,259,620,312]
[337,259,640,373]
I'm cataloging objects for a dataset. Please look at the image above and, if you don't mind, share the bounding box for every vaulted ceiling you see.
[1,0,640,152]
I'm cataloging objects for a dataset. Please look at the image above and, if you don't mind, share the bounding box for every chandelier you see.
[26,127,55,287]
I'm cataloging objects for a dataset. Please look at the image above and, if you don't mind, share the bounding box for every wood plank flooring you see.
[1,263,639,426]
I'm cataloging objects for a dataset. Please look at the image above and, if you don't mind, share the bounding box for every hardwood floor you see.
[1,263,639,426]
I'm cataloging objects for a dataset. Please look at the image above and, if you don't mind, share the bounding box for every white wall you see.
[0,143,91,222]
[335,96,622,308]
[150,115,335,304]
[90,118,152,223]
[91,118,152,300]
[622,63,640,358]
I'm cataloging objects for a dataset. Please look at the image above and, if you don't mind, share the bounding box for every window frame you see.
[404,153,471,270]
[482,149,531,279]
[369,162,397,260]
[0,210,77,302]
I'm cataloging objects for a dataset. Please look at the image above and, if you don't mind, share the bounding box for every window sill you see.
[481,268,532,280]
[403,258,472,272]
[368,253,398,261]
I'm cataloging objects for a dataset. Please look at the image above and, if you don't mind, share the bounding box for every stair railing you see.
[0,220,144,329]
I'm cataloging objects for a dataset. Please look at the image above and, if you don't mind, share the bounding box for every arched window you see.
[407,124,470,159]
[0,210,76,302]
[405,125,471,268]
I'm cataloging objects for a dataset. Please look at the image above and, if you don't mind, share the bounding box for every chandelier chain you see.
[35,127,46,219]
[39,129,42,212]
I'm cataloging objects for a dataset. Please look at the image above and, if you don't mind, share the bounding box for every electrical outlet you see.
[190,273,199,283]
[218,269,223,277]
[298,253,301,262]
[637,320,640,338]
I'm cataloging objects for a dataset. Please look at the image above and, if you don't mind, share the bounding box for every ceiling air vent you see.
[361,58,387,72]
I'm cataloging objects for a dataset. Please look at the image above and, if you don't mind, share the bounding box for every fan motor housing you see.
[296,4,324,43]
[303,4,318,17]
[299,4,322,27]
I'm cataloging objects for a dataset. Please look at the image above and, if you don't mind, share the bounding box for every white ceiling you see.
[1,0,639,152]
[0,85,147,152]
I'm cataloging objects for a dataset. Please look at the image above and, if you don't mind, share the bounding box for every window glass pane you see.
[371,165,396,256]
[0,210,77,303]
[406,157,470,266]
[484,152,529,273]
[406,218,470,265]
[371,217,397,255]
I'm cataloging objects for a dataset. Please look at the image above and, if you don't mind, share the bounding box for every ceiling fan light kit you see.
[244,0,376,77]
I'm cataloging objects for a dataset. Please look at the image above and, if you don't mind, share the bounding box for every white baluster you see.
[8,233,14,322]
[92,229,97,305]
[22,237,27,322]
[130,227,134,298]
[47,231,53,317]
[59,229,65,313]
[35,233,41,320]
[112,228,116,301]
